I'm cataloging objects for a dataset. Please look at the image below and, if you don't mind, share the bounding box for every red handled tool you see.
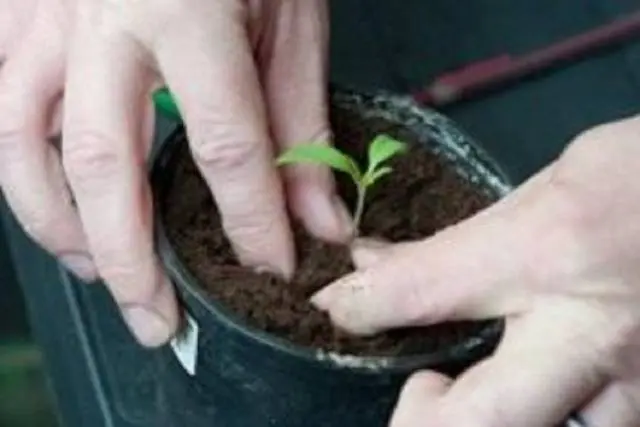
[414,10,640,107]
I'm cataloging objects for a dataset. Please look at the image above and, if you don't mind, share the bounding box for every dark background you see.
[1,1,639,426]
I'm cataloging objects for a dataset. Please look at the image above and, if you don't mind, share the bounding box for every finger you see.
[582,381,640,427]
[63,17,177,346]
[351,237,402,269]
[312,205,534,335]
[48,97,63,138]
[260,0,352,242]
[390,371,452,427]
[350,163,556,272]
[311,167,575,335]
[391,309,605,427]
[0,0,38,61]
[0,30,95,281]
[154,4,294,277]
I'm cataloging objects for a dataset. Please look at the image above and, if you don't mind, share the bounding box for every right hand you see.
[0,0,350,347]
[314,116,640,426]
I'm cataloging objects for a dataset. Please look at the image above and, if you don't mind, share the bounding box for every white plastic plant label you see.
[169,312,199,376]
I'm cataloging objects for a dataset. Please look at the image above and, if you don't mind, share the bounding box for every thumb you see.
[389,308,604,427]
[311,168,568,335]
[389,371,452,427]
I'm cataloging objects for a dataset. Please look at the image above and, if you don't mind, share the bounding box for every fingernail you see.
[236,247,294,280]
[311,273,358,309]
[298,187,353,242]
[311,279,380,336]
[253,265,272,275]
[253,264,290,278]
[310,286,336,310]
[60,252,98,282]
[353,237,390,250]
[122,304,172,347]
[312,272,372,308]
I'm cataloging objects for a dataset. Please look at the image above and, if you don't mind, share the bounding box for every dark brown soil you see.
[162,107,496,356]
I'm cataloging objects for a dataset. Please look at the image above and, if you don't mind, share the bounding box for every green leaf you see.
[363,166,393,186]
[367,135,408,173]
[276,144,361,181]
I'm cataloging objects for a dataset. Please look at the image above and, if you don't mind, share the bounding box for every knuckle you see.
[63,131,123,183]
[405,283,430,323]
[96,252,159,304]
[225,207,281,243]
[573,122,613,146]
[402,274,449,325]
[221,201,289,264]
[190,119,264,171]
[571,117,636,147]
[136,0,221,44]
[558,119,636,181]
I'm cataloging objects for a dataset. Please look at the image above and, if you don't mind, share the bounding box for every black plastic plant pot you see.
[150,87,512,427]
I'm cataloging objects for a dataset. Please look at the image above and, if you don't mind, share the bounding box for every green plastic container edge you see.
[153,88,182,121]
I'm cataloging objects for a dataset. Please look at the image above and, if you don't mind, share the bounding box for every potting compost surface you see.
[163,107,496,356]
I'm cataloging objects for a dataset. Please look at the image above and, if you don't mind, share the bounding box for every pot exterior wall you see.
[159,286,408,427]
[152,88,511,427]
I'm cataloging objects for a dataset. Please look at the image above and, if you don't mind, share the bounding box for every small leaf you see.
[276,144,361,181]
[367,135,408,173]
[363,166,393,186]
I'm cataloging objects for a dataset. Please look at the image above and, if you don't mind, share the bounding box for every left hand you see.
[0,0,38,65]
[0,0,344,348]
[313,116,640,426]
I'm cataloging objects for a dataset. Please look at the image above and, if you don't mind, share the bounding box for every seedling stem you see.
[276,134,408,236]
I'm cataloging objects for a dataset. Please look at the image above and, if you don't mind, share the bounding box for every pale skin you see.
[314,116,640,426]
[0,1,638,426]
[0,0,351,346]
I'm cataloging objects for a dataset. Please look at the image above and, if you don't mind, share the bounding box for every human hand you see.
[0,0,349,347]
[0,0,38,65]
[313,116,640,426]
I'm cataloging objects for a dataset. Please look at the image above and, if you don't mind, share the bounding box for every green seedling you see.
[276,134,408,234]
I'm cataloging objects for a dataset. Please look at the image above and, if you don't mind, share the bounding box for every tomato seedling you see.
[276,134,408,234]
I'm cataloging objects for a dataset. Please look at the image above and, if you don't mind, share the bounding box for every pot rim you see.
[151,86,513,375]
